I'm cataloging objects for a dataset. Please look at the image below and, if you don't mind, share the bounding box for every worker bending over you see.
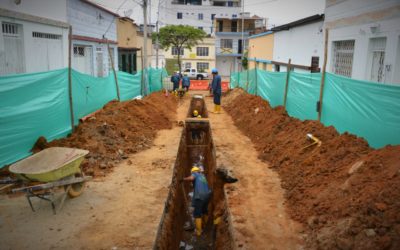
[211,68,222,113]
[182,166,211,236]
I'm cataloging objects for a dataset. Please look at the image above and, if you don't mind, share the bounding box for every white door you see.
[31,32,63,72]
[96,48,104,77]
[0,22,25,75]
[369,37,386,83]
[73,45,93,75]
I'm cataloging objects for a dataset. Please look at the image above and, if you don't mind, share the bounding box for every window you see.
[332,40,355,77]
[74,46,86,56]
[177,12,183,19]
[211,14,216,20]
[32,32,61,40]
[368,37,387,82]
[196,47,209,56]
[197,62,209,72]
[2,22,19,36]
[171,47,184,55]
[184,62,191,69]
[231,20,237,32]
[198,13,203,20]
[228,1,233,7]
[218,20,223,32]
[232,14,237,18]
[220,39,233,49]
[1,22,25,75]
[198,26,203,30]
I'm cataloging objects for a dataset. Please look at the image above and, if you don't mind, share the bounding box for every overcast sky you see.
[94,0,325,27]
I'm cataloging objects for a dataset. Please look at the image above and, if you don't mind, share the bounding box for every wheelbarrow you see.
[8,147,92,214]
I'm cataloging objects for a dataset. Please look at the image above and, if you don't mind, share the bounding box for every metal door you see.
[369,37,386,83]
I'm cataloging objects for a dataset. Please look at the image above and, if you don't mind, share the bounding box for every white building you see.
[0,0,69,75]
[325,0,400,84]
[271,14,324,72]
[161,0,242,35]
[68,0,118,77]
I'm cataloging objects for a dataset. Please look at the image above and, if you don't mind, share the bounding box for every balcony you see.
[171,0,202,5]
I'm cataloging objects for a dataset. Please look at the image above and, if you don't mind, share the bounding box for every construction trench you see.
[153,95,235,249]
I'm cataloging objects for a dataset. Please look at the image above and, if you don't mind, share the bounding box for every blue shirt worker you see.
[211,68,222,113]
[171,72,180,91]
[183,166,211,236]
[182,74,191,91]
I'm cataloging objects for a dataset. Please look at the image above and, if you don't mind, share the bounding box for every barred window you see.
[32,32,61,40]
[171,47,184,55]
[2,22,19,36]
[196,47,209,56]
[332,40,355,77]
[197,62,209,72]
[74,46,86,56]
[221,39,233,49]
[198,13,203,20]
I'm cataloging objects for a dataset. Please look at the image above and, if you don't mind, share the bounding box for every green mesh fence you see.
[230,69,400,149]
[0,67,168,168]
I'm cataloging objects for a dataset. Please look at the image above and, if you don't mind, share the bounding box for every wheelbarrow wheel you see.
[65,173,86,198]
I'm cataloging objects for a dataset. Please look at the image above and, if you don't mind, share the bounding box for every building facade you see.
[214,14,265,77]
[247,31,274,71]
[117,17,139,74]
[325,0,400,84]
[271,14,324,72]
[161,0,242,35]
[164,37,216,74]
[67,0,118,77]
[0,0,69,75]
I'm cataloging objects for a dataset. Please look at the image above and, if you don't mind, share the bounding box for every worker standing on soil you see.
[211,68,222,113]
[171,71,180,91]
[182,166,211,236]
[182,73,191,92]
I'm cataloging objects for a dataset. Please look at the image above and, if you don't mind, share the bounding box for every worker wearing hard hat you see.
[192,110,202,118]
[171,71,181,91]
[182,73,191,92]
[182,166,211,236]
[211,68,222,113]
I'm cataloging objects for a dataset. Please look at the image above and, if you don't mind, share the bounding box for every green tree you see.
[154,25,206,73]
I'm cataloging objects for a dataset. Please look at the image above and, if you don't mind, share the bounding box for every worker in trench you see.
[211,68,222,113]
[182,166,212,236]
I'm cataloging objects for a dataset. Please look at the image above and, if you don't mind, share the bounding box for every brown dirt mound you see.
[223,91,400,250]
[32,92,177,177]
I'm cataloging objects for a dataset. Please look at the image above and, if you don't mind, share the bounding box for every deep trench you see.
[153,95,235,249]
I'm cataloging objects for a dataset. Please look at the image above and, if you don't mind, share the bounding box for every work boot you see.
[203,215,209,228]
[195,218,202,236]
[212,105,219,114]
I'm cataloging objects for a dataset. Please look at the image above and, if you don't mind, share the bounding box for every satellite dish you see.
[124,9,133,17]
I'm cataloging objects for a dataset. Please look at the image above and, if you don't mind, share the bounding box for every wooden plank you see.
[68,26,75,132]
[271,60,311,71]
[318,29,329,121]
[12,176,92,193]
[107,42,120,101]
[283,59,292,109]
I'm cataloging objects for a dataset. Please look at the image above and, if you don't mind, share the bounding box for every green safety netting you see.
[230,69,400,149]
[0,67,167,168]
[0,69,71,167]
[321,73,400,148]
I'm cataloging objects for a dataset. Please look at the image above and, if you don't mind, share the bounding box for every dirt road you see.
[0,98,189,250]
[204,93,304,249]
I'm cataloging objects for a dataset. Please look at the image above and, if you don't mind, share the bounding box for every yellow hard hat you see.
[197,115,202,118]
[193,110,199,117]
[191,166,200,173]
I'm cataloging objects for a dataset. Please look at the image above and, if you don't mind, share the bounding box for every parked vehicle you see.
[182,68,209,80]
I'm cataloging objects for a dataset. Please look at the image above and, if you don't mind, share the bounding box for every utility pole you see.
[142,0,148,95]
[241,0,245,71]
[155,0,161,68]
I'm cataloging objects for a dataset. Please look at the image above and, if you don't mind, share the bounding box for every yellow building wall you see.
[164,37,216,73]
[117,18,138,48]
[136,34,153,70]
[248,33,274,71]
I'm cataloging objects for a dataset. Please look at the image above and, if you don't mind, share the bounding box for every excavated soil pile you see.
[223,89,400,250]
[32,92,177,177]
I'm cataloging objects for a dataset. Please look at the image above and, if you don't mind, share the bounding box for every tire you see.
[197,75,204,80]
[66,173,86,198]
